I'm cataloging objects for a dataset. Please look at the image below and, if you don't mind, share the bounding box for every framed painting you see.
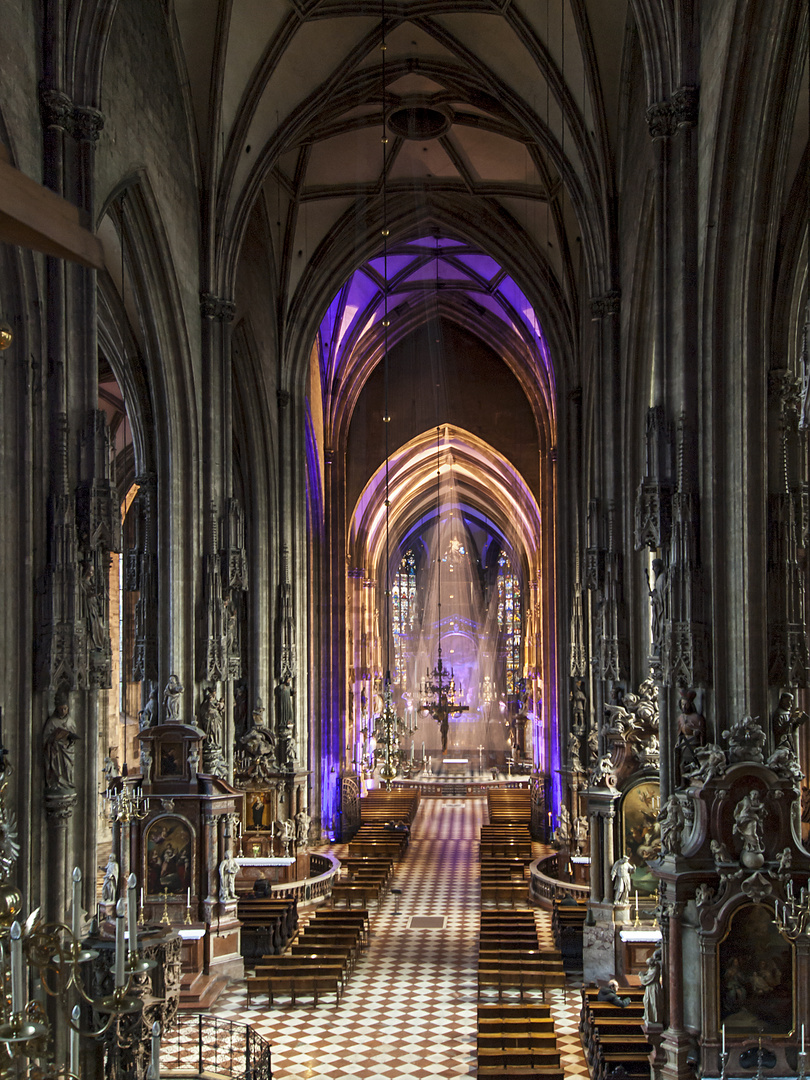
[719,903,793,1035]
[621,779,661,895]
[145,817,193,897]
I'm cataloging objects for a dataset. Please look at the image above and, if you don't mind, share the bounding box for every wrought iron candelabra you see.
[774,878,810,940]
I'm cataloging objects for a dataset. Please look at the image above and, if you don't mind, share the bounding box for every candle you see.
[635,890,639,915]
[127,873,138,954]
[722,1024,725,1055]
[114,898,126,988]
[802,1023,805,1054]
[140,887,144,910]
[71,866,82,941]
[10,921,23,1014]
[149,1019,161,1079]
[186,887,191,909]
[70,1004,81,1077]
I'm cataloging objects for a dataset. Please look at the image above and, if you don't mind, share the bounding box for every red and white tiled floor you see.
[210,797,590,1079]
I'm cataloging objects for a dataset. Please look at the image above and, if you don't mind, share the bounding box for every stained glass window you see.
[497,551,522,695]
[392,550,417,684]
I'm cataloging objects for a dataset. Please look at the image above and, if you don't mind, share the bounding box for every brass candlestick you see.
[159,889,170,925]
[184,904,192,925]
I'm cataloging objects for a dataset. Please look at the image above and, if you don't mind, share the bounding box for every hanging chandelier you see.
[420,425,468,751]
[374,0,406,789]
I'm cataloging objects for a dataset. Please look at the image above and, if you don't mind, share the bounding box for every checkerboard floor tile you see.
[203,798,591,1079]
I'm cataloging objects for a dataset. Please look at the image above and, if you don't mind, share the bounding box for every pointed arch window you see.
[392,550,417,684]
[497,551,522,695]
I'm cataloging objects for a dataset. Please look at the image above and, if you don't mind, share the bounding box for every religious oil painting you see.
[622,780,661,895]
[719,904,793,1034]
[159,741,182,777]
[145,818,192,897]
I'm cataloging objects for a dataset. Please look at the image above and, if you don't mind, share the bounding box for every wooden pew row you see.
[247,971,341,1007]
[580,986,650,1080]
[308,908,370,939]
[481,883,530,907]
[236,896,299,960]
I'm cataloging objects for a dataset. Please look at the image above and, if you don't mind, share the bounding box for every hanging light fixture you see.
[372,0,406,788]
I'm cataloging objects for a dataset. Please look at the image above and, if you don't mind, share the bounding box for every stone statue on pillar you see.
[163,674,184,723]
[101,853,119,903]
[218,854,239,902]
[42,684,78,793]
[640,946,663,1024]
[611,855,633,905]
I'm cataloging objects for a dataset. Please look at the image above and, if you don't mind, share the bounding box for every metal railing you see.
[162,1013,271,1079]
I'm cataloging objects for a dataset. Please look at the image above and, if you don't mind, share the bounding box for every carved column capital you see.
[72,106,104,143]
[646,101,676,139]
[39,86,74,132]
[671,85,699,126]
[589,290,621,320]
[45,791,78,820]
[199,293,236,321]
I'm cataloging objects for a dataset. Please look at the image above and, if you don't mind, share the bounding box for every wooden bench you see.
[329,882,383,908]
[246,971,342,1007]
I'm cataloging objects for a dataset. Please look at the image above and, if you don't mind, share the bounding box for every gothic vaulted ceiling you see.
[172,0,628,341]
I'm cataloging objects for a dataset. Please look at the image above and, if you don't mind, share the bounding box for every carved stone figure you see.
[199,686,225,749]
[587,726,599,762]
[684,742,726,785]
[101,853,119,903]
[571,680,587,732]
[723,714,766,763]
[572,815,589,855]
[766,744,804,784]
[772,691,809,753]
[695,884,715,908]
[80,562,107,652]
[294,810,311,848]
[611,855,633,905]
[187,745,199,779]
[275,675,296,767]
[218,855,239,902]
[139,688,158,730]
[139,743,152,782]
[648,558,666,658]
[675,690,705,779]
[240,705,277,780]
[658,796,685,855]
[103,747,118,783]
[710,839,733,864]
[640,947,663,1024]
[163,675,184,723]
[733,789,766,868]
[553,805,571,847]
[233,682,248,742]
[275,817,294,854]
[43,687,79,793]
[567,730,584,773]
[590,754,616,787]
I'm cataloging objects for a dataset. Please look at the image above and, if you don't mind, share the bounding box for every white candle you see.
[71,866,82,941]
[140,887,144,910]
[722,1024,725,1055]
[802,1023,805,1054]
[149,1019,161,1079]
[10,921,23,1014]
[186,887,191,909]
[114,898,126,988]
[635,889,639,915]
[127,873,138,954]
[69,1004,81,1077]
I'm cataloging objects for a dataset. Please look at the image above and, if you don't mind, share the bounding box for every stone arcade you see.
[0,1,808,1078]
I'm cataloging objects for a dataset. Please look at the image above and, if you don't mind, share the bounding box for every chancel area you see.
[0,1,808,1078]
